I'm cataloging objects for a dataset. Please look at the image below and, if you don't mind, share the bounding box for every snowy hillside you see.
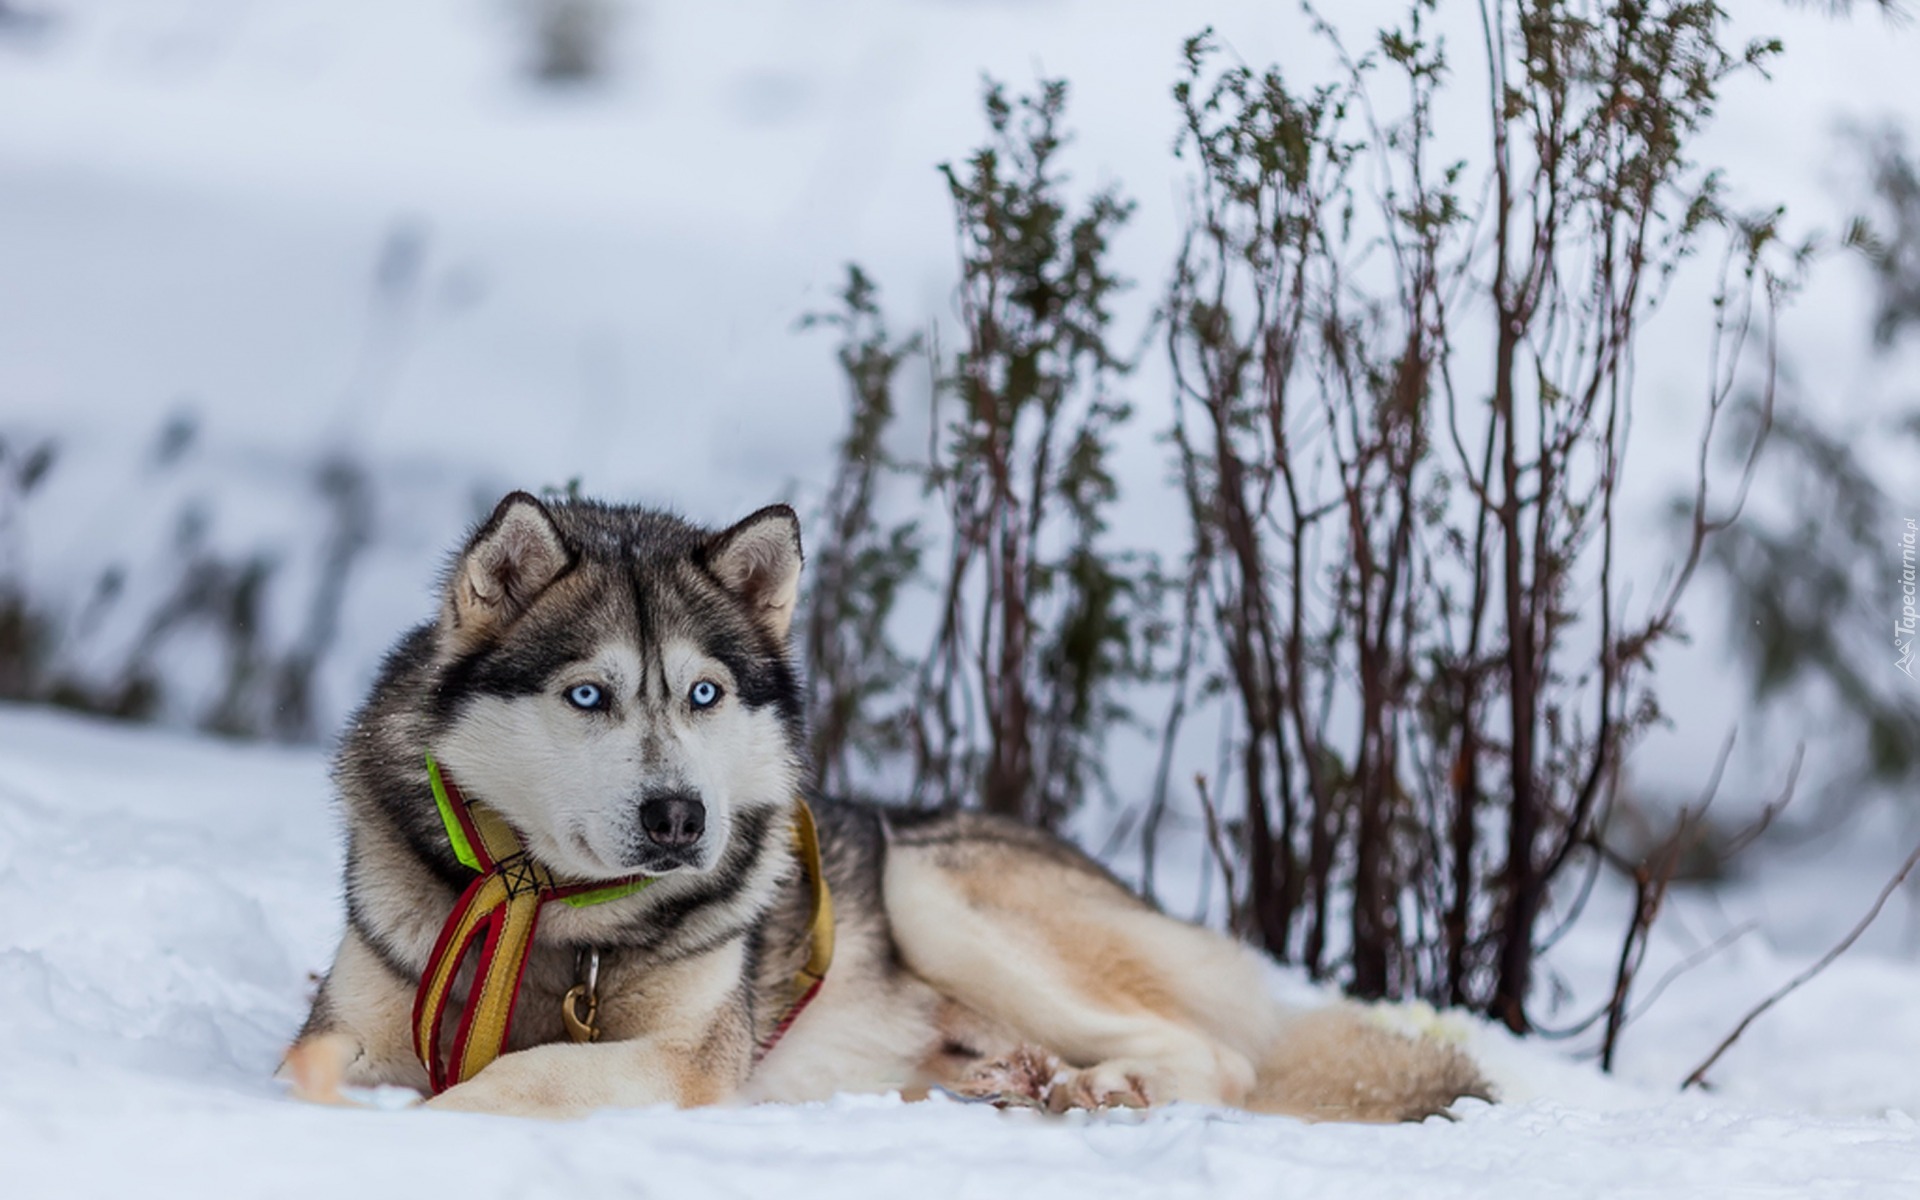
[2,705,1919,1198]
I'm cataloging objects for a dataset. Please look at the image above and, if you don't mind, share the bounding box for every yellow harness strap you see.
[411,755,835,1093]
[410,791,563,1093]
[763,798,835,1059]
[788,798,835,992]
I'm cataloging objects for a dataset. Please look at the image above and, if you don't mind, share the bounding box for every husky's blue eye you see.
[566,683,605,711]
[688,680,721,710]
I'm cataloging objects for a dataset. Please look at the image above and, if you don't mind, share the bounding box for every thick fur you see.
[284,493,1488,1121]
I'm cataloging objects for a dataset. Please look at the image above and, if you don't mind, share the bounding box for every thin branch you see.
[1683,838,1920,1091]
[1625,920,1758,1027]
[1194,772,1241,935]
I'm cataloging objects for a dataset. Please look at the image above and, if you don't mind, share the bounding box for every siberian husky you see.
[282,492,1487,1120]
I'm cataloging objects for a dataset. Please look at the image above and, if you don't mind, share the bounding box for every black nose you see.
[639,793,706,850]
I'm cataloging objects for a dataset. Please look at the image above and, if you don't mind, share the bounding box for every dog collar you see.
[410,754,834,1095]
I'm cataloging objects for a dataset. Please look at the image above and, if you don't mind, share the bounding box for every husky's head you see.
[424,492,804,881]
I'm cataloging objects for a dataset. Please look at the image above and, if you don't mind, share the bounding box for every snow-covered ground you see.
[2,704,1919,1199]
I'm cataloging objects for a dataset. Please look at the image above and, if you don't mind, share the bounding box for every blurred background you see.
[1,0,1917,1025]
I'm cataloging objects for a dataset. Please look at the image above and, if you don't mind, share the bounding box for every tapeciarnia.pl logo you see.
[1900,517,1917,679]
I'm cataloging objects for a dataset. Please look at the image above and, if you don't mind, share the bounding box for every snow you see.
[3,703,1919,1199]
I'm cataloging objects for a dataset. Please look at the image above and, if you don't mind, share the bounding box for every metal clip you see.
[562,948,601,1044]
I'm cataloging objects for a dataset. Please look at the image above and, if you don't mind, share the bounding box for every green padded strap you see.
[424,753,481,872]
[561,879,654,908]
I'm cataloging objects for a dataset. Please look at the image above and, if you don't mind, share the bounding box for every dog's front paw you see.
[278,1032,362,1106]
[419,1042,675,1118]
[423,1069,572,1118]
[422,1085,504,1114]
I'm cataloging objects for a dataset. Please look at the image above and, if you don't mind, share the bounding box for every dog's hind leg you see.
[884,840,1276,1109]
[884,839,1490,1120]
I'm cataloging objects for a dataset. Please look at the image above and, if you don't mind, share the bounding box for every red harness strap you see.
[411,756,835,1093]
[410,760,655,1093]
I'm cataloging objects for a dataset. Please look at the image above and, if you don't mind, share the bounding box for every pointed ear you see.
[443,492,571,646]
[704,504,803,640]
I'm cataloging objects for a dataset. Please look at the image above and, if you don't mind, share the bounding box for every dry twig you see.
[1682,838,1920,1091]
[1194,773,1241,936]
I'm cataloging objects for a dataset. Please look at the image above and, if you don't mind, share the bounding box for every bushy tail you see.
[1054,900,1493,1122]
[1247,1006,1491,1123]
